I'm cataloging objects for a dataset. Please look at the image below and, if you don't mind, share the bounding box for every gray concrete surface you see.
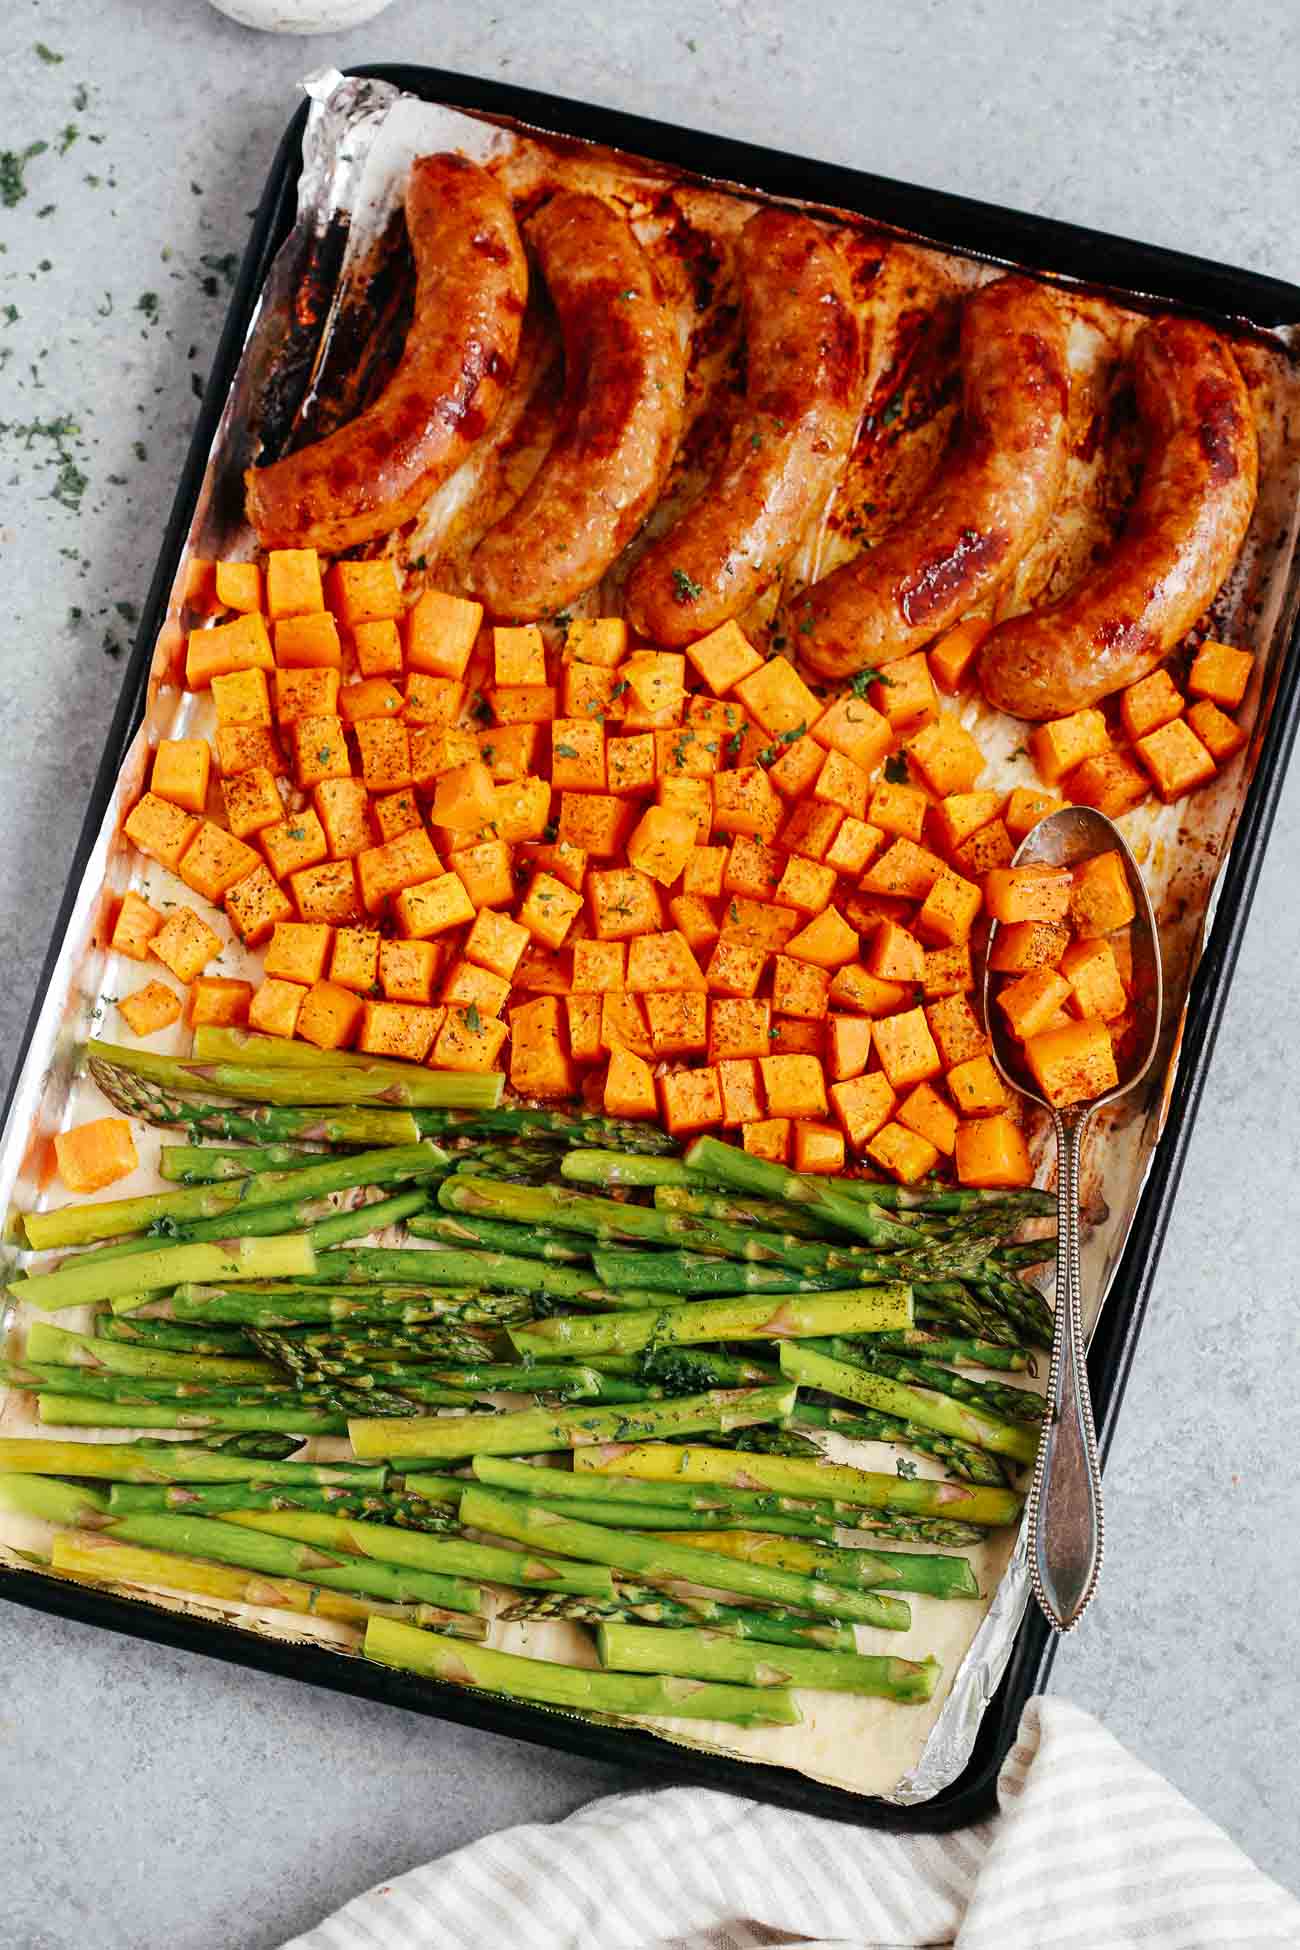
[0,2,1296,1943]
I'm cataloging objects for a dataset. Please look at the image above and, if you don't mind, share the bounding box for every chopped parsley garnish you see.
[895,1457,919,1480]
[1,141,48,209]
[136,291,159,323]
[34,42,64,64]
[849,666,891,696]
[464,1002,483,1033]
[671,567,703,605]
[553,742,580,760]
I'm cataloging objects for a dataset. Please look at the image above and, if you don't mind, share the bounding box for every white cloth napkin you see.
[279,1697,1300,1949]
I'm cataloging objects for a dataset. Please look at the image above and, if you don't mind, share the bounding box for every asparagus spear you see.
[12,1233,317,1314]
[626,1348,781,1392]
[651,1186,834,1239]
[216,1506,619,1599]
[5,1361,415,1415]
[682,1138,929,1249]
[157,1144,332,1184]
[862,1331,1035,1372]
[597,1620,940,1702]
[458,1487,910,1630]
[788,1401,1014,1490]
[499,1589,858,1653]
[37,1396,350,1437]
[348,1384,798,1462]
[364,1616,799,1726]
[88,1051,423,1146]
[158,1283,531,1329]
[50,1530,488,1638]
[637,1526,979,1599]
[0,1475,480,1613]
[23,1322,276,1386]
[508,1287,911,1361]
[86,1039,505,1111]
[106,1482,460,1531]
[302,1245,620,1307]
[558,1153,695,1190]
[813,1339,1045,1422]
[588,1250,860,1297]
[570,1441,1024,1526]
[0,1438,386,1487]
[484,1494,845,1542]
[781,1344,1038,1465]
[825,1180,1055,1218]
[180,1431,309,1461]
[97,1316,258,1357]
[24,1145,445,1252]
[406,1212,592,1263]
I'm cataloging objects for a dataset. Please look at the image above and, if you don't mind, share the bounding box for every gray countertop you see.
[0,3,1296,1944]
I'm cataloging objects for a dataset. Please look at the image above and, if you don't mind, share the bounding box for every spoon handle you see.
[1026,1108,1104,1632]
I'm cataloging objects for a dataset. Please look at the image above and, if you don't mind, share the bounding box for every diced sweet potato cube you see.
[211,668,272,727]
[997,966,1071,1040]
[623,649,686,721]
[464,907,530,981]
[658,776,713,844]
[275,612,341,671]
[928,617,991,691]
[404,674,464,730]
[433,1007,509,1073]
[513,943,571,997]
[658,1065,724,1136]
[812,748,869,821]
[784,906,858,969]
[215,726,286,779]
[118,981,183,1039]
[565,618,627,668]
[916,869,982,948]
[723,837,783,903]
[1004,786,1061,840]
[947,1053,1008,1115]
[358,1000,440,1062]
[922,945,974,999]
[871,1007,941,1089]
[846,891,913,937]
[453,839,514,910]
[907,714,984,796]
[330,928,381,994]
[223,767,284,841]
[491,684,557,726]
[356,828,442,914]
[1068,750,1149,819]
[827,1013,873,1082]
[327,557,402,629]
[627,931,706,993]
[296,981,363,1052]
[773,855,837,917]
[743,1117,791,1162]
[214,560,262,614]
[951,819,1014,878]
[354,618,404,679]
[601,993,653,1058]
[249,977,308,1040]
[706,931,768,999]
[493,776,552,846]
[225,863,294,945]
[1060,937,1127,1021]
[931,790,1002,852]
[395,871,476,940]
[405,589,484,680]
[865,920,924,985]
[810,693,892,774]
[110,891,164,962]
[274,668,340,726]
[769,1018,823,1057]
[708,997,772,1064]
[776,804,839,865]
[1186,699,1247,763]
[680,620,760,695]
[646,991,709,1056]
[760,1053,827,1118]
[179,822,261,904]
[186,613,274,689]
[563,663,625,723]
[264,921,332,986]
[861,837,945,901]
[262,810,328,882]
[1026,1015,1119,1108]
[509,995,576,1098]
[150,907,222,984]
[1030,709,1109,785]
[984,865,1072,924]
[1135,718,1215,801]
[825,817,883,878]
[557,793,633,859]
[1188,639,1252,710]
[626,806,696,887]
[124,792,202,872]
[829,964,909,1016]
[1069,851,1136,937]
[791,1120,844,1175]
[151,739,212,817]
[526,839,586,894]
[767,733,825,799]
[548,718,606,793]
[54,1116,139,1193]
[564,993,603,1064]
[769,952,827,1019]
[988,920,1070,974]
[926,992,989,1068]
[604,1046,657,1119]
[606,733,656,798]
[867,779,927,843]
[954,1113,1033,1186]
[265,548,323,620]
[587,867,664,942]
[867,1120,940,1185]
[519,871,584,950]
[293,715,350,790]
[713,1056,761,1126]
[428,759,495,835]
[871,651,936,729]
[723,898,798,949]
[712,765,782,840]
[683,845,727,898]
[1119,667,1183,742]
[570,938,626,995]
[730,658,816,739]
[311,779,371,862]
[187,976,253,1029]
[290,861,361,926]
[897,1079,959,1156]
[408,727,479,792]
[350,720,411,795]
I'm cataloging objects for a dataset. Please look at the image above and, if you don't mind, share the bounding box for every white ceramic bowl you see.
[206,0,396,31]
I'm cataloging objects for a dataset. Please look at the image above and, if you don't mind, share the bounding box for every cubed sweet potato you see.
[708,997,772,1064]
[604,1046,657,1119]
[395,871,476,941]
[329,928,381,994]
[432,1007,509,1073]
[867,779,928,843]
[453,838,515,910]
[861,837,946,901]
[296,980,363,1052]
[926,992,989,1068]
[1186,699,1247,763]
[110,891,164,962]
[1134,718,1216,801]
[178,823,261,904]
[997,966,1073,1040]
[772,954,831,1020]
[464,906,530,981]
[249,977,308,1040]
[946,1053,1008,1115]
[54,1116,139,1193]
[907,714,984,796]
[626,806,696,887]
[984,865,1072,925]
[871,651,935,729]
[186,613,274,689]
[225,863,294,945]
[356,828,443,914]
[571,938,627,994]
[706,931,769,998]
[509,995,576,1098]
[810,693,892,775]
[358,1000,440,1063]
[1003,786,1062,840]
[1060,937,1127,1021]
[954,1114,1033,1187]
[354,619,404,679]
[606,733,657,798]
[558,792,634,859]
[922,944,974,999]
[645,991,709,1056]
[826,1013,873,1082]
[627,931,707,993]
[784,906,859,969]
[916,870,982,948]
[405,589,484,680]
[866,1121,940,1184]
[928,616,990,691]
[152,739,212,816]
[187,976,253,1029]
[265,921,332,986]
[519,871,584,950]
[811,748,870,821]
[275,612,342,671]
[669,894,721,954]
[871,1007,941,1089]
[897,1080,959,1155]
[865,919,925,985]
[1120,667,1184,742]
[1067,750,1149,820]
[566,618,628,669]
[118,981,183,1039]
[712,765,783,841]
[1069,851,1136,937]
[792,1120,846,1175]
[988,919,1070,974]
[1187,639,1253,710]
[124,792,202,872]
[1030,708,1108,785]
[743,1117,792,1162]
[828,964,909,1016]
[327,557,402,629]
[587,868,664,942]
[262,810,329,882]
[223,767,285,841]
[290,861,362,926]
[760,1053,827,1119]
[1025,1016,1119,1108]
[150,907,222,984]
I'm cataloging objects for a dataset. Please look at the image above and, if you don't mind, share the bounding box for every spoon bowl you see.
[982,805,1163,1634]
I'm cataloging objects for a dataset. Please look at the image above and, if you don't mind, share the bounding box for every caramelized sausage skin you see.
[466,192,687,621]
[624,208,865,646]
[246,153,527,553]
[790,275,1071,680]
[979,316,1258,719]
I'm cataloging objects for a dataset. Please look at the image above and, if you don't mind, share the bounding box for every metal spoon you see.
[982,806,1163,1633]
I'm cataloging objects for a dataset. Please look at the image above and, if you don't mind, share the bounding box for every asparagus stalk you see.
[827,1180,1055,1218]
[106,1482,460,1530]
[157,1144,331,1183]
[780,1344,1038,1465]
[86,1039,505,1110]
[407,1212,592,1263]
[23,1322,276,1386]
[413,1110,679,1154]
[499,1589,858,1653]
[637,1526,978,1599]
[682,1137,929,1249]
[50,1530,487,1638]
[912,1281,1024,1344]
[302,1245,620,1307]
[183,1431,310,1461]
[558,1152,694,1190]
[88,1051,423,1146]
[651,1185,834,1239]
[216,1506,618,1599]
[483,1494,845,1542]
[597,1620,940,1702]
[37,1396,349,1437]
[624,1349,781,1392]
[97,1316,258,1357]
[458,1487,910,1630]
[364,1616,798,1726]
[12,1233,317,1314]
[348,1384,797,1462]
[24,1145,444,1251]
[5,1361,382,1413]
[862,1331,1035,1372]
[588,1250,860,1297]
[814,1339,1045,1422]
[0,1438,386,1487]
[508,1287,912,1361]
[62,1188,432,1272]
[571,1442,1024,1526]
[158,1283,531,1329]
[250,1337,592,1398]
[788,1401,1014,1490]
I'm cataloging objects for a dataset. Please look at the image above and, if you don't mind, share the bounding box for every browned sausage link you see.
[789,275,1071,680]
[623,208,865,647]
[979,316,1258,720]
[466,192,687,621]
[246,154,527,553]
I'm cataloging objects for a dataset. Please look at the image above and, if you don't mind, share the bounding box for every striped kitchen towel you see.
[279,1696,1300,1949]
